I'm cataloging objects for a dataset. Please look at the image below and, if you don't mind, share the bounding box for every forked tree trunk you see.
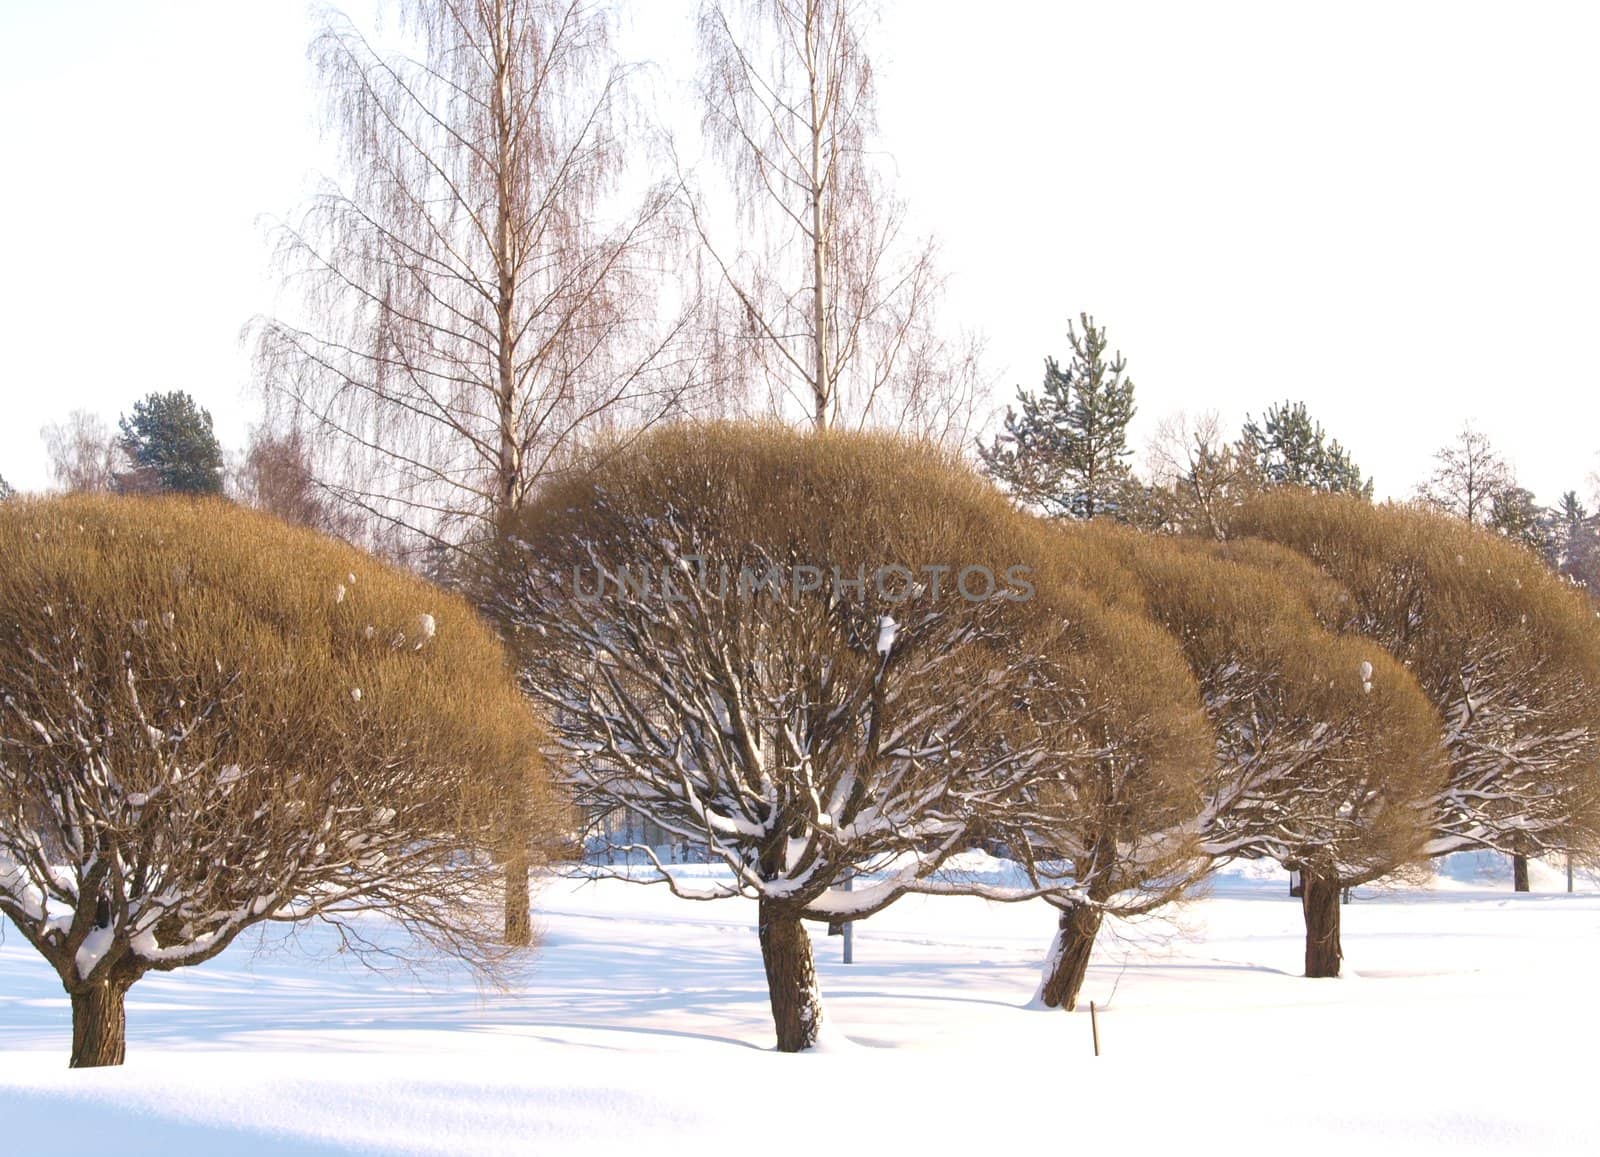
[1036,902,1104,1011]
[1512,853,1530,893]
[70,978,131,1068]
[504,855,532,946]
[1301,868,1343,978]
[757,899,824,1051]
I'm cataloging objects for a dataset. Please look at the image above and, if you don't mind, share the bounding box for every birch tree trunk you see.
[695,0,980,440]
[807,0,830,430]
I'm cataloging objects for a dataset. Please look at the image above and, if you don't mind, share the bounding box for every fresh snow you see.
[875,614,898,656]
[1,856,1597,1154]
[72,925,117,980]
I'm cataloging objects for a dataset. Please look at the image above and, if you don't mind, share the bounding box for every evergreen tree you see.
[0,474,13,502]
[979,314,1136,519]
[1551,489,1600,595]
[1237,400,1372,497]
[116,391,225,496]
[1488,485,1547,552]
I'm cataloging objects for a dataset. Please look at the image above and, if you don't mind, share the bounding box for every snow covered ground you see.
[2,855,1597,1155]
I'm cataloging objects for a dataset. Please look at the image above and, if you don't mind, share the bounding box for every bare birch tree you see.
[693,0,981,440]
[255,0,718,940]
[1415,424,1512,526]
[41,411,123,494]
[256,0,712,562]
[1144,411,1260,539]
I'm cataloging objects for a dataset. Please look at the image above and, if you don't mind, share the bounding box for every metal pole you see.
[841,873,854,964]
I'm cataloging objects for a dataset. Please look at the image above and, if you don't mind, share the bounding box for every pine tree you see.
[116,392,225,496]
[979,314,1136,519]
[1237,400,1372,497]
[0,474,13,502]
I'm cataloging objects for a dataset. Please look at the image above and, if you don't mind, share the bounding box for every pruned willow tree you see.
[1234,491,1600,896]
[1013,523,1440,988]
[256,0,713,940]
[484,423,1111,1050]
[1101,529,1442,977]
[0,497,553,1067]
[693,0,982,440]
[995,539,1215,1009]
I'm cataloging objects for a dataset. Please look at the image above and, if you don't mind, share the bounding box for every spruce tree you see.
[1489,485,1547,552]
[979,313,1136,519]
[116,391,225,496]
[1552,489,1599,595]
[1237,400,1372,497]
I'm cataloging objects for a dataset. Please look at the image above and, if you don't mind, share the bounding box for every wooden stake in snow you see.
[1090,1000,1101,1057]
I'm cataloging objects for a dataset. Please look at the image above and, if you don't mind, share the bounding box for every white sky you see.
[2,0,1597,503]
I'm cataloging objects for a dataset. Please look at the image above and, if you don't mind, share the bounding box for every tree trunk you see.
[503,855,532,947]
[1512,853,1530,893]
[807,5,831,431]
[1301,868,1343,978]
[70,978,130,1068]
[1036,902,1103,1010]
[757,899,824,1052]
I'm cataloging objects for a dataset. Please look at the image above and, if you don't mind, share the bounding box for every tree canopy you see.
[0,495,551,1066]
[1038,520,1443,979]
[116,391,225,496]
[1237,399,1371,498]
[484,421,1181,1047]
[980,314,1137,520]
[1232,490,1600,866]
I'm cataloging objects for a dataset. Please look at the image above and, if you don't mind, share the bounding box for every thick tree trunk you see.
[757,899,824,1052]
[1037,902,1104,1010]
[503,855,532,947]
[1301,868,1343,978]
[70,979,130,1068]
[1512,853,1530,893]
